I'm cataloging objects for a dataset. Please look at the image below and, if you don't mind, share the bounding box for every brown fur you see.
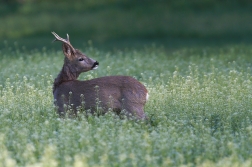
[52,32,148,119]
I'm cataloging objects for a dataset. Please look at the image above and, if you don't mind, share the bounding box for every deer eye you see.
[78,58,84,61]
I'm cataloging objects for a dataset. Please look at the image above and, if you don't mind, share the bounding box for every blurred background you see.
[0,0,252,50]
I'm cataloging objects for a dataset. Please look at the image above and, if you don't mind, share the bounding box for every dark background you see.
[1,0,252,50]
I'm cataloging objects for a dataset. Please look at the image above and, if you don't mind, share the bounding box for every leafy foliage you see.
[1,44,252,166]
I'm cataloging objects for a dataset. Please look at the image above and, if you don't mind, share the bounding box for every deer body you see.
[52,32,148,119]
[54,76,148,118]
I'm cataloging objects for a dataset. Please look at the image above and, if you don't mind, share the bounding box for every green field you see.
[1,43,252,166]
[1,1,252,166]
[1,0,252,50]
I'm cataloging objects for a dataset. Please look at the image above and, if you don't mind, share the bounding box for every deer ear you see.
[62,43,74,59]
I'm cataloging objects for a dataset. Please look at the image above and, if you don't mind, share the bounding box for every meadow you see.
[1,0,252,166]
[1,42,252,166]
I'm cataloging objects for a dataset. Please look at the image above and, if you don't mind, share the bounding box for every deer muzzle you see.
[92,61,99,70]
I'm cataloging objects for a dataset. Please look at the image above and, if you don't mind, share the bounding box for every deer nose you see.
[92,61,99,69]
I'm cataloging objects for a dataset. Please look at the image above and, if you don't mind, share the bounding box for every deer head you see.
[51,32,99,73]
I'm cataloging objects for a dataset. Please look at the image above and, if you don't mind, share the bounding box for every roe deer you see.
[52,32,148,120]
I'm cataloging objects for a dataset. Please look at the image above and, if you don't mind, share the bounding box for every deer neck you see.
[53,63,80,92]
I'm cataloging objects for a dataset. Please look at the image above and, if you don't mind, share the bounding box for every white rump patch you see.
[146,93,149,101]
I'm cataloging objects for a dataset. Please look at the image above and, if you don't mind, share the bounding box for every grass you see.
[1,1,252,166]
[1,1,252,51]
[1,42,252,166]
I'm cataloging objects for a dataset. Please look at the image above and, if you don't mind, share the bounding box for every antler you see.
[51,32,76,53]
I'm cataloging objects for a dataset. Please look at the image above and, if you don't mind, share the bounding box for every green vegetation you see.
[1,44,252,166]
[1,0,252,166]
[1,0,252,50]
